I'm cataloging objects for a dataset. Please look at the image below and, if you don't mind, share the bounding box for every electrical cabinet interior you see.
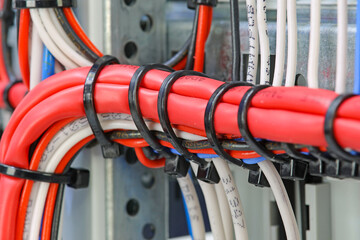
[0,0,359,240]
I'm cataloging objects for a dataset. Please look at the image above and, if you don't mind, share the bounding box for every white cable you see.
[258,160,300,240]
[29,26,43,90]
[285,0,298,87]
[307,0,321,89]
[335,0,348,94]
[54,60,64,74]
[30,9,78,69]
[246,0,259,84]
[27,125,94,239]
[190,162,226,240]
[38,9,92,67]
[214,182,233,240]
[257,0,270,85]
[272,0,287,87]
[212,157,248,240]
[24,114,207,239]
[177,174,206,240]
[48,8,79,52]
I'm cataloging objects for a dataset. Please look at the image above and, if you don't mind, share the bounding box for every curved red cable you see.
[63,8,103,57]
[1,65,360,239]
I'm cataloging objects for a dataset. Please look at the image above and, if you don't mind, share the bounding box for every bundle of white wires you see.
[28,8,94,89]
[23,113,206,239]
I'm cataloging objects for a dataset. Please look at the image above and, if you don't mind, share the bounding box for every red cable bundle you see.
[1,65,360,238]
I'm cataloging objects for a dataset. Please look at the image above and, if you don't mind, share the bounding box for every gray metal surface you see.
[112,149,168,240]
[108,0,167,64]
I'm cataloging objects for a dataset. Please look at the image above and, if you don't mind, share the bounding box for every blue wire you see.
[354,0,360,93]
[41,45,55,80]
[169,148,265,164]
[39,215,43,240]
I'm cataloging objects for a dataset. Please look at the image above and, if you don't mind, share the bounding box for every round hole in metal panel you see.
[124,0,136,6]
[124,41,138,59]
[142,223,156,239]
[140,15,153,32]
[126,199,139,216]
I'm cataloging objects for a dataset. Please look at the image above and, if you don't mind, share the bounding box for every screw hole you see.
[124,0,136,6]
[124,41,138,59]
[126,199,139,216]
[142,223,156,239]
[140,15,153,32]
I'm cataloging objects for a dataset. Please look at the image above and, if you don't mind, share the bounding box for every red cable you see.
[0,0,9,83]
[41,136,92,240]
[193,6,213,72]
[134,147,166,168]
[16,118,77,240]
[18,9,30,89]
[63,8,103,57]
[173,56,187,71]
[0,81,27,108]
[2,65,360,239]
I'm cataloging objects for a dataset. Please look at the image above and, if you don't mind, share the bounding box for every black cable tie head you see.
[84,55,122,158]
[14,0,76,8]
[0,163,89,188]
[248,168,270,188]
[187,0,217,9]
[278,155,308,181]
[196,161,220,184]
[67,168,90,189]
[164,155,190,178]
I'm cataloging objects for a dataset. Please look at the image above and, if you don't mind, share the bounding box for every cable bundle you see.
[0,0,358,239]
[1,56,360,238]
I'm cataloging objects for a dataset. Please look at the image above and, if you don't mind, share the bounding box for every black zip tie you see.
[187,0,217,9]
[238,85,308,180]
[129,64,189,177]
[204,81,258,171]
[324,94,360,164]
[84,55,122,158]
[14,0,76,8]
[238,85,286,164]
[308,146,360,179]
[0,163,89,188]
[3,80,24,111]
[158,70,219,183]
